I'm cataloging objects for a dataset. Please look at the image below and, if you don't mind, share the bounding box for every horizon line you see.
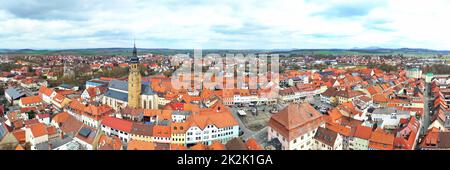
[2,47,450,51]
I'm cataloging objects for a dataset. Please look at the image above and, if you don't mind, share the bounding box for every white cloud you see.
[0,0,449,49]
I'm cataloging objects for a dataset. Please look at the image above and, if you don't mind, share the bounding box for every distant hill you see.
[1,48,449,57]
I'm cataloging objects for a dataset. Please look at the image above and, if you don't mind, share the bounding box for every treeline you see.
[423,64,450,74]
[367,62,398,73]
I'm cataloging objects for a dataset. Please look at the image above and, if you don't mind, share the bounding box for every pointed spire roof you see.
[133,40,137,57]
[129,41,139,64]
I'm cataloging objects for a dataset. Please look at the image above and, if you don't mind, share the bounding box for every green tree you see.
[27,110,36,119]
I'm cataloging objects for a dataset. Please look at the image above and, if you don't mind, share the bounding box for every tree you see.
[163,70,174,77]
[27,110,36,119]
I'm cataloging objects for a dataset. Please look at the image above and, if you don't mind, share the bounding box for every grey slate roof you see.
[141,81,155,95]
[5,87,26,100]
[59,83,75,89]
[106,80,155,101]
[172,110,192,116]
[35,137,74,150]
[109,80,128,91]
[372,107,410,115]
[105,89,128,102]
[0,122,8,140]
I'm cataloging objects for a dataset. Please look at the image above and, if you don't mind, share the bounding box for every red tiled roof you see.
[52,112,70,124]
[170,144,188,150]
[208,140,226,150]
[190,143,207,150]
[97,135,122,150]
[268,103,323,141]
[39,86,54,97]
[152,125,171,138]
[25,119,40,126]
[369,128,394,150]
[12,130,26,143]
[37,113,50,119]
[20,96,42,105]
[101,117,133,133]
[186,110,238,130]
[246,138,263,150]
[28,123,48,137]
[353,125,372,140]
[127,140,155,150]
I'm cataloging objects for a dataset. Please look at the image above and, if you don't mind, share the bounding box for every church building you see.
[102,43,159,110]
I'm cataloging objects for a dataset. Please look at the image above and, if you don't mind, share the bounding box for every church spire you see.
[130,40,139,64]
[133,39,137,57]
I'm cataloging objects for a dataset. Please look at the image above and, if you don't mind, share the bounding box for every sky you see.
[1,0,450,50]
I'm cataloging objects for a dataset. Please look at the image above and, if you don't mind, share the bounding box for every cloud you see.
[1,0,89,20]
[308,0,388,18]
[0,0,449,49]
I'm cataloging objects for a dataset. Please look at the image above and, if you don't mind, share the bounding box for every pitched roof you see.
[37,113,50,119]
[5,87,27,100]
[314,127,338,147]
[12,130,26,143]
[353,125,373,140]
[152,125,171,138]
[127,140,156,150]
[372,94,389,103]
[15,145,25,150]
[130,123,153,136]
[20,96,42,105]
[104,89,128,102]
[321,87,338,97]
[268,102,323,141]
[208,140,226,150]
[336,89,365,98]
[190,143,207,150]
[369,128,394,150]
[84,105,113,116]
[186,111,238,130]
[325,123,352,137]
[367,85,382,95]
[420,127,439,148]
[97,135,122,150]
[225,138,248,150]
[28,123,48,137]
[101,117,133,133]
[60,115,83,135]
[170,144,188,150]
[121,107,144,117]
[47,126,57,136]
[328,108,343,122]
[246,138,263,150]
[75,125,97,145]
[52,112,70,125]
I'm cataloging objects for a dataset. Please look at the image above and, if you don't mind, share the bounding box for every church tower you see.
[128,42,142,108]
